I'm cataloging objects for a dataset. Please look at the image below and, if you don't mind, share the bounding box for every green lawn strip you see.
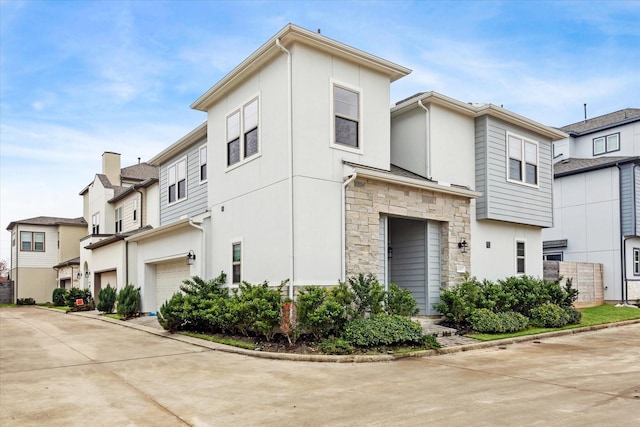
[180,332,256,350]
[469,304,640,341]
[50,306,71,312]
[0,303,16,308]
[103,313,123,320]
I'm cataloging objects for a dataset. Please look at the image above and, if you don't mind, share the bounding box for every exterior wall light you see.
[85,271,90,278]
[77,272,82,279]
[458,239,468,253]
[187,250,196,266]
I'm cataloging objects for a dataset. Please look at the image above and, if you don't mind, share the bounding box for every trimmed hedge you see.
[342,314,426,347]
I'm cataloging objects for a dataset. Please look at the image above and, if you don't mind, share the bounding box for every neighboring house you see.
[127,123,210,312]
[181,24,565,315]
[543,108,640,303]
[78,152,158,301]
[5,216,86,303]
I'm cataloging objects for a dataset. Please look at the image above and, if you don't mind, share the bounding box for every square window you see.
[507,134,538,186]
[226,97,259,168]
[593,137,605,155]
[20,232,32,251]
[167,159,187,203]
[34,233,44,251]
[607,134,619,152]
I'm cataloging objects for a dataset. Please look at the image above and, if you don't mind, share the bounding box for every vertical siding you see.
[478,116,553,227]
[426,220,441,315]
[619,163,635,236]
[389,218,427,314]
[159,141,208,225]
[378,216,386,284]
[475,117,488,218]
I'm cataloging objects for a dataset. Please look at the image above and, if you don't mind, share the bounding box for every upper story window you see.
[333,84,360,150]
[507,134,538,186]
[92,213,100,234]
[168,158,187,204]
[21,231,45,252]
[516,240,526,274]
[199,145,207,182]
[132,198,138,221]
[593,133,620,156]
[227,97,259,168]
[115,207,123,233]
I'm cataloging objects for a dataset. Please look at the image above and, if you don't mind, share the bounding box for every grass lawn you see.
[103,313,124,320]
[181,332,256,350]
[469,304,640,341]
[0,303,15,308]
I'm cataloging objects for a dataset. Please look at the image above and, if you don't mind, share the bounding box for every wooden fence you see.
[543,261,604,308]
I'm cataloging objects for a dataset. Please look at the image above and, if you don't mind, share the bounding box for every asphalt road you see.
[1,306,639,426]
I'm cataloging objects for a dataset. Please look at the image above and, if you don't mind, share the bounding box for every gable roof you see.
[191,23,411,111]
[148,122,207,166]
[6,216,87,231]
[121,162,158,182]
[392,91,567,141]
[553,156,639,178]
[560,108,640,136]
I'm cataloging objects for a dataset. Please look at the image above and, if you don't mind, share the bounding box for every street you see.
[1,306,638,426]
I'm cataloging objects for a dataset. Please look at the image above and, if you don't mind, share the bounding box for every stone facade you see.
[345,177,472,289]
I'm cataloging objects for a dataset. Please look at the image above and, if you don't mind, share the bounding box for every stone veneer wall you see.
[345,177,472,289]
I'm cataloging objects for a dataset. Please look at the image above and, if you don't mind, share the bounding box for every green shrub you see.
[530,303,570,328]
[16,297,36,305]
[116,284,141,319]
[180,273,227,298]
[468,309,529,333]
[97,285,117,313]
[65,287,95,311]
[385,284,419,316]
[348,273,385,317]
[564,306,582,325]
[158,292,186,333]
[52,288,67,306]
[433,277,486,325]
[319,337,355,355]
[297,286,346,339]
[232,281,282,340]
[342,314,425,347]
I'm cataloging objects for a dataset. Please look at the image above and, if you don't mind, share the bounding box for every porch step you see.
[412,317,458,337]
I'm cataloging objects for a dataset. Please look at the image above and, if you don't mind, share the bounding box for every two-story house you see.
[126,123,210,312]
[6,216,86,303]
[79,152,158,301]
[178,24,565,315]
[543,108,640,303]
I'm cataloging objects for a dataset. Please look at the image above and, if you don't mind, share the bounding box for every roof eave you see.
[191,24,411,112]
[148,122,207,166]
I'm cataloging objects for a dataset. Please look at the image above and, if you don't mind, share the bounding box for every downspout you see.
[128,187,144,286]
[189,219,205,278]
[341,172,357,281]
[418,99,431,179]
[14,226,18,303]
[276,38,294,303]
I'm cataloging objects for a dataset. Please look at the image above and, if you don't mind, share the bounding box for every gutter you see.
[276,38,295,303]
[341,171,358,281]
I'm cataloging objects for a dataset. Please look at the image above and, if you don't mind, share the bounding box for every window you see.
[508,134,538,186]
[168,158,187,204]
[232,242,242,284]
[593,132,620,155]
[333,85,360,148]
[199,145,207,181]
[92,213,100,234]
[20,231,45,252]
[133,198,138,221]
[227,97,259,167]
[516,241,526,274]
[115,207,123,233]
[634,248,640,276]
[543,252,563,261]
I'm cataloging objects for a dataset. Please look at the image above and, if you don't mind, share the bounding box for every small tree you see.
[97,284,117,314]
[52,288,67,306]
[116,284,141,319]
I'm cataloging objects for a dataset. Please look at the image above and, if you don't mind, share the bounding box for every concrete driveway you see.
[1,306,639,426]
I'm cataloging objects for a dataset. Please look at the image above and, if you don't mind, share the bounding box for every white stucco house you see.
[151,23,564,315]
[543,108,640,303]
[78,152,159,302]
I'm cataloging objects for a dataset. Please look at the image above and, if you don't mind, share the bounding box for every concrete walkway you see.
[2,306,639,426]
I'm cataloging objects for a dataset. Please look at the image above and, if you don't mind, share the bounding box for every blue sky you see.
[1,0,639,263]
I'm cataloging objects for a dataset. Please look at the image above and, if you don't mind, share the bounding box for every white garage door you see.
[155,260,190,311]
[101,271,117,289]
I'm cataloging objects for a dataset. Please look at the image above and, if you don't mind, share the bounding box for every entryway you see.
[386,217,441,315]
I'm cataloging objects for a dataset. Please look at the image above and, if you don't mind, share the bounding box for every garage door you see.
[156,260,190,310]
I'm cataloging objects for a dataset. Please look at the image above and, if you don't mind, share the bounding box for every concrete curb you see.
[39,306,640,363]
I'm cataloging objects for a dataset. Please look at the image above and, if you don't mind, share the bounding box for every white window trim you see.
[230,238,243,286]
[515,239,526,275]
[330,79,364,154]
[225,94,261,172]
[167,156,188,206]
[92,212,100,234]
[633,247,640,276]
[506,132,539,188]
[199,144,208,184]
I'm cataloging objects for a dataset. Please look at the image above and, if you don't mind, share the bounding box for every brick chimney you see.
[102,152,121,185]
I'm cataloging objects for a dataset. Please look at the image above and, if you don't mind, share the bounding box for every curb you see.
[37,306,640,363]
